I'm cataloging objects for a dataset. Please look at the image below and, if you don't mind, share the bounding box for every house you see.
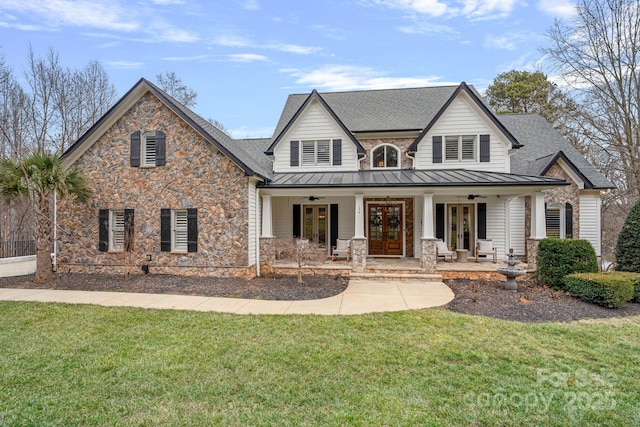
[57,78,614,277]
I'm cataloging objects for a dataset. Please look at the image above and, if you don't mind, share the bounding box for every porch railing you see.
[0,240,36,259]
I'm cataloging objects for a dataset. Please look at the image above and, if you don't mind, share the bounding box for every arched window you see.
[545,203,564,239]
[371,144,400,169]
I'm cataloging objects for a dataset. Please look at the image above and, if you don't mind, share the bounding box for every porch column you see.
[352,193,367,272]
[531,192,546,239]
[259,194,275,276]
[527,191,546,270]
[422,193,435,239]
[421,193,437,273]
[261,194,273,238]
[354,193,365,238]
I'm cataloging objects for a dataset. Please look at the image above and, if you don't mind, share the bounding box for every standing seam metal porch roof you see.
[259,169,568,188]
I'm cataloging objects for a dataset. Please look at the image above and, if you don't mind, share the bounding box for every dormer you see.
[265,90,364,173]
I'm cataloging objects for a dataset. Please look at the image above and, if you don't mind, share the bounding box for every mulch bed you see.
[445,277,640,322]
[2,273,639,322]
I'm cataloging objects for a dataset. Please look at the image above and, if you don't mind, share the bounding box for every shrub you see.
[564,273,635,308]
[609,272,640,303]
[615,198,640,272]
[536,238,599,289]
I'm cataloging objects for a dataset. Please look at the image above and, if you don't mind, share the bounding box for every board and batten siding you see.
[248,180,257,265]
[579,193,602,256]
[414,94,510,173]
[485,200,506,259]
[273,100,358,172]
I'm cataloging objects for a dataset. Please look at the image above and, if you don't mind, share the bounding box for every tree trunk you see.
[35,247,52,283]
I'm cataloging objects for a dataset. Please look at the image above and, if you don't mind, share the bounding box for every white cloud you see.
[537,0,576,17]
[266,43,321,55]
[160,55,210,61]
[283,64,455,91]
[151,0,185,4]
[0,0,139,31]
[228,125,275,139]
[241,0,260,10]
[227,53,268,62]
[368,0,521,20]
[485,34,515,50]
[106,60,144,69]
[213,35,251,47]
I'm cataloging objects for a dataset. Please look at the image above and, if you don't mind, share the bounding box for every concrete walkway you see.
[0,279,454,315]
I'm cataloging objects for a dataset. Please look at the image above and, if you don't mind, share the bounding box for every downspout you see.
[256,187,260,277]
[52,191,57,272]
[406,150,416,169]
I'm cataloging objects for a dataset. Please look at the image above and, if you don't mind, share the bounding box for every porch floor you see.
[273,257,530,280]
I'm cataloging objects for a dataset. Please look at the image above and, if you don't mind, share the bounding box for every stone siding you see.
[420,238,436,273]
[544,164,581,238]
[358,138,414,170]
[57,92,254,277]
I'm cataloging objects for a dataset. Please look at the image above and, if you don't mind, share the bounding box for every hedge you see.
[564,273,635,308]
[536,239,599,289]
[609,272,640,303]
[615,198,640,272]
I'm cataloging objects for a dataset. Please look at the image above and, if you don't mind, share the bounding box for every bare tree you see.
[544,0,640,200]
[274,237,327,284]
[156,71,198,108]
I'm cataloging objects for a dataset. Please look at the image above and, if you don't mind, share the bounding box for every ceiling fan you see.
[301,196,325,201]
[467,194,487,200]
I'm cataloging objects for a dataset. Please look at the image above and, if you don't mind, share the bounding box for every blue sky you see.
[0,0,576,138]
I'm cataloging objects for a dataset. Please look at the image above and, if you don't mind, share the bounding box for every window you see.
[371,145,399,168]
[99,209,134,252]
[545,203,564,238]
[173,210,188,252]
[130,130,166,167]
[444,135,476,161]
[141,132,156,166]
[161,208,197,252]
[301,139,331,165]
[110,210,125,251]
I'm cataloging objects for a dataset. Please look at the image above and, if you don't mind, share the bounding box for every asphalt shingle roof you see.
[499,113,614,189]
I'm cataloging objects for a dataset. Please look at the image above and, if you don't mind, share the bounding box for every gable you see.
[61,78,268,179]
[413,91,513,173]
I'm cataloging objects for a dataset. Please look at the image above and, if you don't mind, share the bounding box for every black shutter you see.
[435,203,445,240]
[565,202,573,238]
[160,209,171,252]
[290,140,299,167]
[187,208,198,252]
[99,209,109,252]
[477,203,487,239]
[332,139,342,166]
[480,134,490,162]
[155,130,166,166]
[130,131,140,167]
[330,204,338,249]
[124,209,135,252]
[432,136,442,163]
[292,204,301,238]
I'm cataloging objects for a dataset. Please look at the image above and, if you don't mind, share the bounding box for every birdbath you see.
[496,248,526,291]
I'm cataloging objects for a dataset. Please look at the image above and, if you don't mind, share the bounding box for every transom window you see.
[445,135,476,161]
[372,145,399,168]
[301,140,331,165]
[141,131,157,167]
[172,210,188,252]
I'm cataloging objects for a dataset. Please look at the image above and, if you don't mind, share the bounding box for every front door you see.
[368,203,403,256]
[303,205,328,247]
[448,204,474,251]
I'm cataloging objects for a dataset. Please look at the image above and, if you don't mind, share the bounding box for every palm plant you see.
[0,152,90,282]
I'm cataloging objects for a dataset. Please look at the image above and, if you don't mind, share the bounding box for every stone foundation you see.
[60,262,256,278]
[420,238,437,273]
[259,237,276,276]
[351,238,367,272]
[526,238,542,270]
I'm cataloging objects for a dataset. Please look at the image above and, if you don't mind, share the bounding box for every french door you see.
[368,203,403,256]
[303,205,328,247]
[448,204,474,251]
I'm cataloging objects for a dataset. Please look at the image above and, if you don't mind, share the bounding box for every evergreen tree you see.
[615,198,640,272]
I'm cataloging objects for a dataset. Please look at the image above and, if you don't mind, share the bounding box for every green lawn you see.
[0,302,638,426]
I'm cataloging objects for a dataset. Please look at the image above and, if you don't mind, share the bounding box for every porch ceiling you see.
[260,169,568,189]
